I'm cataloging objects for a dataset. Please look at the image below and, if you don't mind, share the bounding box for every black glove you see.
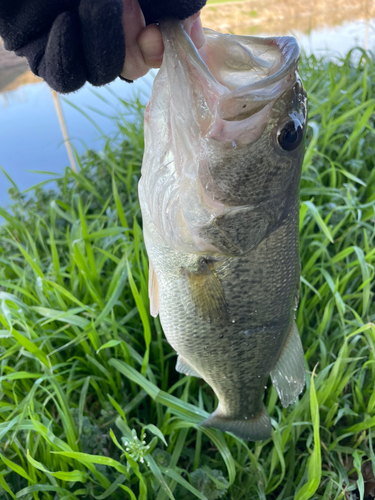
[139,0,205,24]
[0,0,206,94]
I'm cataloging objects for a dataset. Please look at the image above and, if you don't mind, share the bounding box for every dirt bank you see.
[0,40,29,92]
[201,0,373,35]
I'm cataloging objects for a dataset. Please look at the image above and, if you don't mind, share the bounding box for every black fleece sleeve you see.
[139,0,206,25]
[0,0,206,93]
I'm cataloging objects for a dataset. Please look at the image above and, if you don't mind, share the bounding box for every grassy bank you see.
[0,49,374,500]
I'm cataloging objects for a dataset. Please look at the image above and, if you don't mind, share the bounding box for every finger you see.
[189,16,205,50]
[79,0,125,86]
[121,0,150,80]
[39,11,87,93]
[182,11,200,34]
[137,24,164,69]
[183,12,205,49]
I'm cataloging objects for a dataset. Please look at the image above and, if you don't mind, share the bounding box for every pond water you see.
[0,75,154,207]
[0,2,374,208]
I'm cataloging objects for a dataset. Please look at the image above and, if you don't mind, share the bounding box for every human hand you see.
[121,0,205,81]
[0,0,206,93]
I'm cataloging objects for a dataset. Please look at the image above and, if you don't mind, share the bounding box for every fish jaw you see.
[158,20,228,138]
[140,21,228,255]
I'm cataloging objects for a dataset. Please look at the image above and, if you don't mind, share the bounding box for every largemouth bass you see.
[139,21,307,441]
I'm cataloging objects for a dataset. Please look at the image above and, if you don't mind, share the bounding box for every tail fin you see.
[201,404,271,441]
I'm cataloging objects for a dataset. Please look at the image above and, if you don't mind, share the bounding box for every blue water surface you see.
[0,74,155,207]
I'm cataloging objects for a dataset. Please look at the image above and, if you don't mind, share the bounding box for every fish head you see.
[197,29,307,209]
[140,22,307,255]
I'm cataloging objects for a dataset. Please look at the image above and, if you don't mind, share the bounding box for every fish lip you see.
[221,35,300,93]
[158,20,229,136]
[159,20,224,92]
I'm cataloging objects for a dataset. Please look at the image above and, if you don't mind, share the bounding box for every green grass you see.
[0,48,375,500]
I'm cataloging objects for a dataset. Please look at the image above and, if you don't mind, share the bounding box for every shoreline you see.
[0,40,29,92]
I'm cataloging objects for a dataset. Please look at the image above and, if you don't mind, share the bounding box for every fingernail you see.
[123,0,134,15]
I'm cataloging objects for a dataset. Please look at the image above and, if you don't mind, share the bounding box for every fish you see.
[138,20,307,441]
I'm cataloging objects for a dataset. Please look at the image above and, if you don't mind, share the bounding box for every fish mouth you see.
[203,32,300,122]
[159,21,300,126]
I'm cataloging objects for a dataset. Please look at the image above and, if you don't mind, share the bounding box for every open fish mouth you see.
[159,21,301,131]
[202,31,300,121]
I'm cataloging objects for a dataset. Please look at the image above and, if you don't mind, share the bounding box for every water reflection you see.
[201,0,375,56]
[296,19,374,56]
[0,75,154,207]
[202,0,374,36]
[1,71,42,105]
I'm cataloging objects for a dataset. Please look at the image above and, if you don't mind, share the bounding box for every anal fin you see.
[176,355,201,378]
[148,261,159,318]
[270,321,305,407]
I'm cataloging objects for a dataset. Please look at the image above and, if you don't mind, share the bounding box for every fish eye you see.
[277,120,304,152]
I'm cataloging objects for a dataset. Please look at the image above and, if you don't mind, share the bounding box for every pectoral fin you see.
[183,259,228,325]
[270,321,305,407]
[176,355,201,378]
[148,261,159,318]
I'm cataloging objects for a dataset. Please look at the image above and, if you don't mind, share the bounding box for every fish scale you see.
[139,21,307,440]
